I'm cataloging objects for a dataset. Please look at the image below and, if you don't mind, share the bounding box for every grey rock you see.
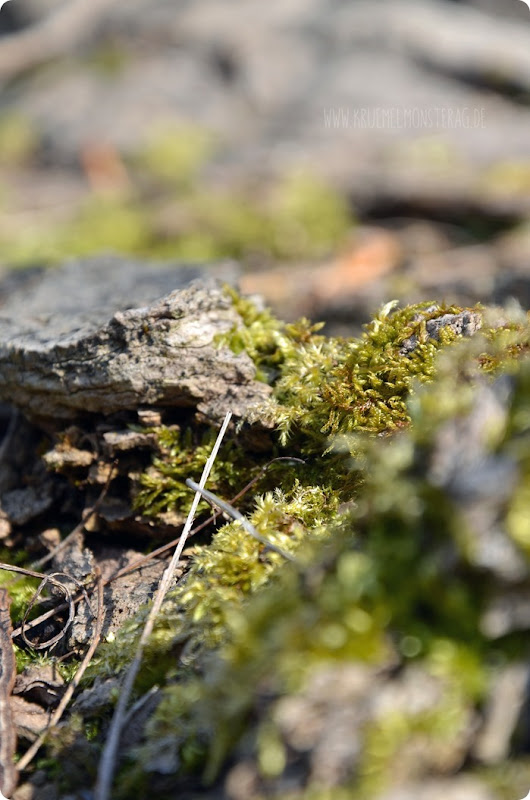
[1,482,56,526]
[399,309,482,355]
[429,377,527,583]
[0,255,270,423]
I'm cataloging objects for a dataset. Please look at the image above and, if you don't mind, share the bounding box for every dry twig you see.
[94,412,233,800]
[16,569,105,773]
[0,563,89,651]
[186,478,298,563]
[0,589,17,799]
[0,0,115,83]
[110,456,304,581]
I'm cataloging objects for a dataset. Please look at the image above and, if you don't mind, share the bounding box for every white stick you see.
[94,412,232,800]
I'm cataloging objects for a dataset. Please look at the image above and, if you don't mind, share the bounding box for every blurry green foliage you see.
[138,124,215,187]
[0,113,38,167]
[58,196,152,257]
[0,123,352,267]
[480,160,530,196]
[87,41,131,76]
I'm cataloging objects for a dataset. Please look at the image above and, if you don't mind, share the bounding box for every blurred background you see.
[1,0,530,332]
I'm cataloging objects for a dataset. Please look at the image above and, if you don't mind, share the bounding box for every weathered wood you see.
[0,588,17,799]
[0,256,270,423]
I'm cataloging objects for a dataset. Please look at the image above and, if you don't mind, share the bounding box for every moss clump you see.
[21,296,530,799]
[0,113,38,167]
[134,425,258,519]
[138,124,216,188]
[124,312,530,798]
[220,295,489,450]
[138,297,483,527]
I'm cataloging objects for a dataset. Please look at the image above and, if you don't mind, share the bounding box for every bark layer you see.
[0,256,270,422]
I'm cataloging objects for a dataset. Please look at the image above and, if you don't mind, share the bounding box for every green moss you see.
[116,303,530,796]
[57,195,152,257]
[1,120,352,268]
[33,299,530,798]
[271,171,352,259]
[134,424,257,519]
[0,566,41,623]
[138,124,216,187]
[266,301,481,446]
[218,286,322,382]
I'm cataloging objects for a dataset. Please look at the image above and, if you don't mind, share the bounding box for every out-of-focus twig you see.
[0,0,115,84]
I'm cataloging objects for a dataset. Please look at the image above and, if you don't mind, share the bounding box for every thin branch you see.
[94,412,233,800]
[1,564,90,649]
[0,0,115,84]
[0,588,17,799]
[16,569,105,773]
[8,457,306,642]
[185,479,298,563]
[110,457,305,581]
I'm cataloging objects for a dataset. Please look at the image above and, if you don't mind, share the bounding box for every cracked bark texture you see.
[0,255,270,423]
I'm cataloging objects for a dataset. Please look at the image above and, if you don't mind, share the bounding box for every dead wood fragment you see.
[0,588,17,799]
[16,571,105,774]
[0,256,268,424]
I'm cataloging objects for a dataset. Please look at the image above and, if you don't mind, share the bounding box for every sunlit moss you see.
[266,300,482,446]
[479,160,530,196]
[57,195,152,257]
[271,171,352,259]
[134,425,256,519]
[138,124,215,187]
[121,302,530,797]
[0,113,38,167]
[18,296,530,798]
